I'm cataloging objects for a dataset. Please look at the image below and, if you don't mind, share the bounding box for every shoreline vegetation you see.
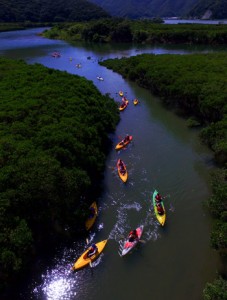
[0,57,119,296]
[0,22,54,32]
[43,18,227,45]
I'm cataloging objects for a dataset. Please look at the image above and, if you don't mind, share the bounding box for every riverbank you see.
[0,22,54,32]
[43,19,227,45]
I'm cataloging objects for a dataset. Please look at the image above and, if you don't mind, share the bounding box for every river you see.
[0,28,224,300]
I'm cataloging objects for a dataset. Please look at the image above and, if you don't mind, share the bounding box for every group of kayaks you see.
[118,91,139,111]
[71,90,166,271]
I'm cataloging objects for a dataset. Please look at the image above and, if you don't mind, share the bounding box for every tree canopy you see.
[0,57,119,292]
[0,0,110,22]
[44,20,227,45]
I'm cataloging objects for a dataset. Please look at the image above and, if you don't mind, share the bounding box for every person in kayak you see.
[155,193,163,203]
[123,134,130,143]
[89,206,96,218]
[119,159,124,166]
[128,229,138,242]
[119,159,125,173]
[87,243,98,257]
[157,203,164,215]
[120,103,126,109]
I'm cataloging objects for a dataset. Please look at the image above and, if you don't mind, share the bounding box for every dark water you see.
[0,28,224,300]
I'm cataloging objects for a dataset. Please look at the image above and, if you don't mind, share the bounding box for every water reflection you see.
[41,274,73,300]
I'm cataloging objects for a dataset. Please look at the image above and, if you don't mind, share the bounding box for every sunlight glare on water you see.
[36,270,76,300]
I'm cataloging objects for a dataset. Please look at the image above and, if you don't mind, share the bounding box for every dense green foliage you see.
[187,0,227,20]
[0,57,119,291]
[100,52,227,298]
[89,0,198,18]
[208,169,227,251]
[0,0,110,22]
[44,19,227,45]
[203,277,227,300]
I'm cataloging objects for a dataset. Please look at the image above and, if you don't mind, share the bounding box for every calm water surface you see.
[0,28,224,300]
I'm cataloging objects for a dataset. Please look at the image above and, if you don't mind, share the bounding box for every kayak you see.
[119,101,128,111]
[51,52,61,58]
[97,76,104,81]
[121,225,144,256]
[115,135,133,150]
[117,159,128,183]
[119,91,124,97]
[72,239,108,271]
[152,190,166,226]
[122,97,128,103]
[85,201,98,231]
[133,99,139,105]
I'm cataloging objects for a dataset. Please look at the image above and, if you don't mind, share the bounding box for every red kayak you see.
[120,225,144,256]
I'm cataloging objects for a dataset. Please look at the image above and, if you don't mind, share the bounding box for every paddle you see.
[116,234,146,244]
[108,166,116,170]
[162,194,170,200]
[86,238,93,268]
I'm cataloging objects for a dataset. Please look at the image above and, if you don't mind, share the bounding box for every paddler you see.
[157,203,164,215]
[87,243,98,257]
[128,229,138,242]
[155,193,163,203]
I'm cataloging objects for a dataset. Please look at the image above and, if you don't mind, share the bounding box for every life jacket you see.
[156,194,162,201]
[157,205,164,214]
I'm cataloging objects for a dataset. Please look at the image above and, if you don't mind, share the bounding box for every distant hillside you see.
[0,0,110,22]
[187,0,227,19]
[88,0,198,18]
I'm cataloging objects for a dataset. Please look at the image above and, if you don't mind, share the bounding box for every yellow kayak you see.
[119,91,124,97]
[133,99,139,105]
[72,239,108,271]
[85,202,98,231]
[117,159,128,183]
[152,190,166,226]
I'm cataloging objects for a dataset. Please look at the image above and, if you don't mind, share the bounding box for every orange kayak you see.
[119,100,128,111]
[115,135,133,150]
[85,201,98,231]
[117,159,128,183]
